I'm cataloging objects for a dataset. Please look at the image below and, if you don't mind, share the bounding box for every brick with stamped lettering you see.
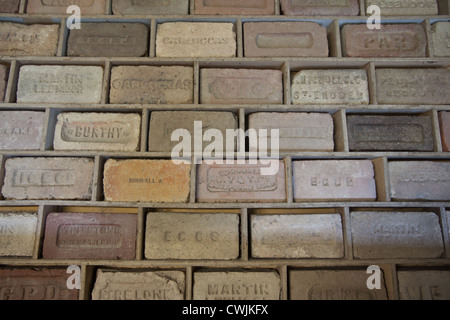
[156,22,236,58]
[342,24,427,57]
[201,68,283,104]
[398,270,450,300]
[42,212,137,260]
[351,211,444,259]
[0,65,8,103]
[17,65,104,104]
[251,214,344,258]
[194,0,275,15]
[293,160,377,202]
[1,157,95,200]
[280,0,360,16]
[365,0,438,16]
[0,23,59,56]
[0,212,37,257]
[0,267,79,300]
[110,66,193,104]
[290,269,388,300]
[145,212,239,260]
[53,112,141,152]
[0,111,45,150]
[27,0,106,14]
[431,22,450,57]
[388,161,450,201]
[376,68,450,105]
[112,0,189,15]
[103,159,191,203]
[439,112,450,152]
[67,23,149,57]
[244,22,328,57]
[0,0,20,13]
[291,69,369,105]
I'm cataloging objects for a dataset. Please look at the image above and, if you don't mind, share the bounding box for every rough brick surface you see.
[0,212,37,257]
[112,0,189,15]
[280,0,360,16]
[0,0,20,13]
[431,22,450,57]
[0,65,7,103]
[194,0,275,15]
[0,111,45,150]
[27,0,106,14]
[398,271,450,300]
[439,112,450,152]
[366,0,438,15]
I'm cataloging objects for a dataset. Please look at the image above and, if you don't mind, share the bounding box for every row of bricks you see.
[1,210,448,260]
[0,0,446,16]
[1,21,449,58]
[2,65,450,105]
[0,110,449,153]
[0,266,449,300]
[1,157,450,202]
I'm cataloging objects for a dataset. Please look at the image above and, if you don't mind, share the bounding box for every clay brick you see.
[388,161,450,201]
[112,0,189,15]
[201,68,283,104]
[0,23,59,56]
[0,267,79,300]
[439,112,450,152]
[0,0,20,13]
[376,68,450,105]
[347,115,435,152]
[251,214,344,258]
[42,212,137,260]
[193,271,281,300]
[27,0,106,14]
[53,112,141,152]
[431,22,450,57]
[280,0,360,16]
[249,112,334,152]
[17,65,104,104]
[110,66,193,104]
[92,269,185,300]
[148,111,238,152]
[289,269,388,300]
[194,0,275,15]
[365,0,438,15]
[103,159,191,203]
[0,65,7,103]
[351,211,444,259]
[0,212,37,257]
[342,24,427,58]
[145,212,239,260]
[398,270,450,300]
[156,22,236,58]
[196,161,286,203]
[0,111,45,150]
[67,23,149,57]
[244,22,328,57]
[291,69,369,105]
[1,157,94,200]
[293,160,376,202]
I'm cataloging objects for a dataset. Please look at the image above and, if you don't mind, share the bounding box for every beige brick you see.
[27,0,107,14]
[398,270,450,300]
[0,212,37,257]
[431,22,450,57]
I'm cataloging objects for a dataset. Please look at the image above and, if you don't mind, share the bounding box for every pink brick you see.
[280,0,360,16]
[194,0,275,15]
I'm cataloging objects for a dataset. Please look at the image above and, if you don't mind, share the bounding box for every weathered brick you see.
[193,271,281,300]
[365,0,438,15]
[347,115,435,152]
[0,65,7,103]
[27,0,106,14]
[398,270,450,300]
[201,68,283,104]
[376,68,450,105]
[194,0,275,15]
[251,214,344,258]
[440,112,450,152]
[196,161,286,203]
[388,161,450,201]
[0,23,59,56]
[293,160,376,202]
[1,157,95,200]
[244,22,328,57]
[351,211,444,259]
[53,112,141,152]
[0,111,45,150]
[0,0,20,13]
[431,22,450,57]
[145,212,239,260]
[291,69,369,105]
[342,24,427,58]
[110,66,193,104]
[112,0,189,15]
[290,269,388,300]
[92,269,185,300]
[0,212,37,257]
[67,23,149,57]
[156,22,236,58]
[281,0,360,16]
[103,159,191,203]
[17,65,104,104]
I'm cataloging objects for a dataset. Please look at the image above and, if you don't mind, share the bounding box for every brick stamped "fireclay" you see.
[195,0,275,15]
[27,0,107,14]
[244,22,328,58]
[280,0,360,16]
